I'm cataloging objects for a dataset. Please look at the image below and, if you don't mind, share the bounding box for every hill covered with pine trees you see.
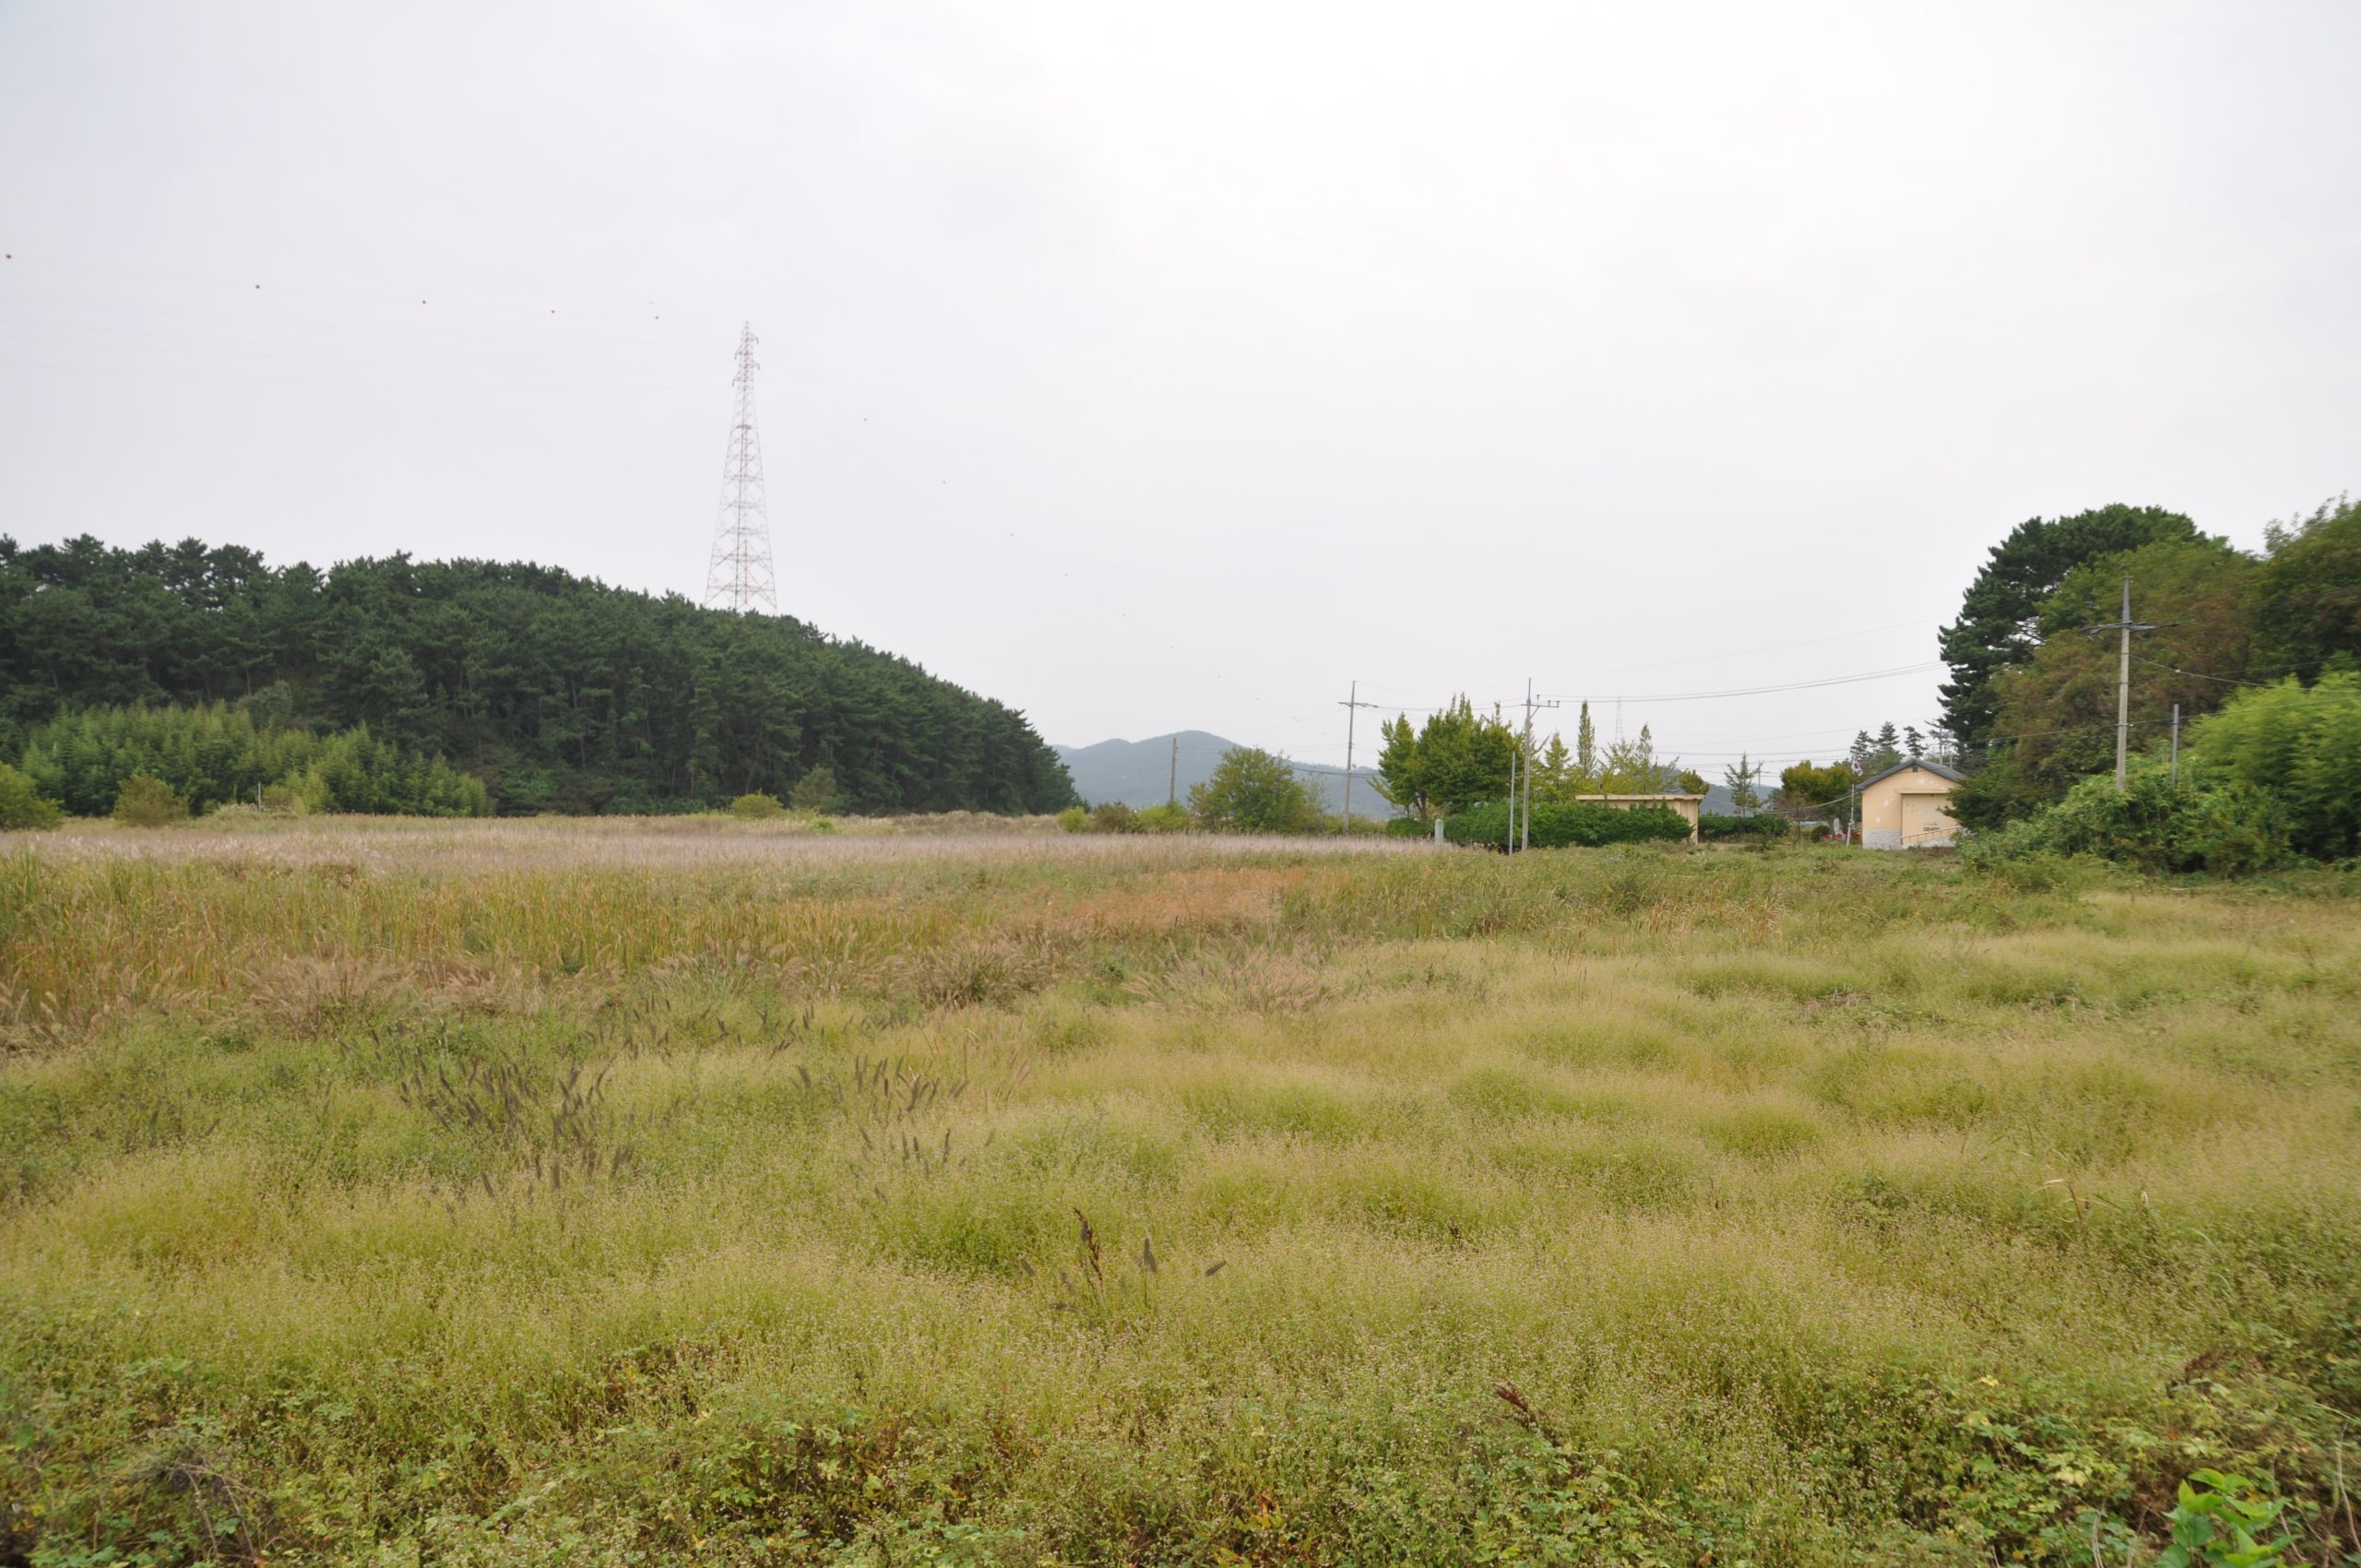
[0,536,1076,815]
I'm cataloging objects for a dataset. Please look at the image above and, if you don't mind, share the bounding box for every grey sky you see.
[4,2,2355,773]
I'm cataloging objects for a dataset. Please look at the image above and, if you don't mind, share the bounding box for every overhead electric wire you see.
[0,357,692,393]
[1539,661,1942,705]
[2128,653,2289,690]
[3,249,672,320]
[0,291,682,344]
[1550,619,1941,681]
[0,327,706,374]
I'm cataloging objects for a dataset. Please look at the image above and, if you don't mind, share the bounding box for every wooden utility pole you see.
[1168,734,1179,809]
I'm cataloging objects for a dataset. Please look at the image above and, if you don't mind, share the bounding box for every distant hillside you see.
[0,536,1078,815]
[1054,731,1395,816]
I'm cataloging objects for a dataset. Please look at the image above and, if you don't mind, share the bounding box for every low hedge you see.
[1700,813,1791,841]
[1443,800,1691,849]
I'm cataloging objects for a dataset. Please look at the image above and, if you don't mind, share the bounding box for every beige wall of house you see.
[1859,764,1959,849]
[1589,792,1703,843]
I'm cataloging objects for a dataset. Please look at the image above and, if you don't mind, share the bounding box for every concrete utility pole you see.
[1168,734,1179,809]
[2116,578,2134,790]
[2087,578,2157,793]
[1517,679,1560,854]
[2170,703,2181,789]
[1338,683,1380,835]
[1506,742,1518,854]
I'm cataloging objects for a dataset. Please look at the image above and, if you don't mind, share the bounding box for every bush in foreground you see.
[729,792,787,820]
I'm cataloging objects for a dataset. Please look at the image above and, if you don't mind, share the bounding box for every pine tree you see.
[1536,732,1572,801]
[1599,724,1659,794]
[1723,753,1762,815]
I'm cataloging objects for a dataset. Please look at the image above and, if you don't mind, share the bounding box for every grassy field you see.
[2,820,2357,1566]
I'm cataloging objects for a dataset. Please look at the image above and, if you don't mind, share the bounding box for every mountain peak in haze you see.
[1052,731,1394,816]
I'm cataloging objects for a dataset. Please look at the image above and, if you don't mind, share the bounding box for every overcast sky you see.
[4,2,2355,771]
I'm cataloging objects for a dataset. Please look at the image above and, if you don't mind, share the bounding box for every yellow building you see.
[1857,759,1963,849]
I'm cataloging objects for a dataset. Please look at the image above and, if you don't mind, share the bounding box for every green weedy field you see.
[2,819,2357,1565]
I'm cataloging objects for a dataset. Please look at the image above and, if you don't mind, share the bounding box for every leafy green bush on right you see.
[1964,674,2359,875]
[2187,671,2361,860]
[1962,760,2283,875]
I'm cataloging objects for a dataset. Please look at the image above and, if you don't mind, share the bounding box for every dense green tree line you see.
[1373,696,1703,822]
[0,536,1077,815]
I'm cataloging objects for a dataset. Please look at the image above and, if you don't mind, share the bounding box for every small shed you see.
[1585,792,1705,844]
[1857,760,1964,849]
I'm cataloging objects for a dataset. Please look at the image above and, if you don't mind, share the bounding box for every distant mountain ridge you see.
[1053,731,1395,817]
[1054,732,1750,820]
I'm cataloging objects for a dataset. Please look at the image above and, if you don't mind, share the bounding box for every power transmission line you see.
[1540,661,1941,706]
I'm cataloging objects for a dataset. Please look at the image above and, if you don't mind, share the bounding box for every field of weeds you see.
[2,820,2358,1566]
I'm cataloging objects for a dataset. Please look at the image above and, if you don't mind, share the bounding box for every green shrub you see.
[21,703,489,818]
[730,792,787,820]
[1445,801,1691,849]
[0,761,63,830]
[788,766,842,814]
[2188,672,2361,860]
[111,775,187,827]
[1962,759,2284,876]
[1385,816,1432,838]
[1059,802,1188,834]
[1700,813,1791,842]
[1189,747,1322,834]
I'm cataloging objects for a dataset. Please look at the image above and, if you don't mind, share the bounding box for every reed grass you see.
[1,822,2356,1564]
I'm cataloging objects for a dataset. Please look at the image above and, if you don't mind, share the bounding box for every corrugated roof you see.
[1857,757,1964,789]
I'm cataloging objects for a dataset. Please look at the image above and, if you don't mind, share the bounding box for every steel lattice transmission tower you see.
[703,323,778,613]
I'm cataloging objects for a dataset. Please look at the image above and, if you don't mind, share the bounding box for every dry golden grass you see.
[1,820,2355,1565]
